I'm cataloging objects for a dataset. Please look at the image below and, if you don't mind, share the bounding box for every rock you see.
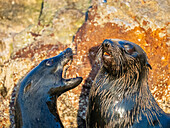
[0,0,169,127]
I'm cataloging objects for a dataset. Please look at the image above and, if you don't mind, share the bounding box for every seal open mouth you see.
[102,41,112,60]
[102,41,118,73]
[104,52,111,56]
[59,48,82,94]
[63,56,73,78]
[102,51,114,70]
[48,48,82,95]
[103,50,112,60]
[102,47,113,62]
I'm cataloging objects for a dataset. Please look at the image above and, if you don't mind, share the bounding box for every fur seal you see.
[14,48,82,128]
[86,39,170,128]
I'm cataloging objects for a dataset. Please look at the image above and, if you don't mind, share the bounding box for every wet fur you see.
[14,48,82,128]
[86,39,170,128]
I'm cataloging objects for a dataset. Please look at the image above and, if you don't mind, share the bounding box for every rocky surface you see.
[0,0,169,127]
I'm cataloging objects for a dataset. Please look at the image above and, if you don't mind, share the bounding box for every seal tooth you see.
[76,73,79,77]
[63,59,72,78]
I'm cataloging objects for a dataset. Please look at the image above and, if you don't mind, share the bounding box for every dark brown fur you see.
[86,39,170,128]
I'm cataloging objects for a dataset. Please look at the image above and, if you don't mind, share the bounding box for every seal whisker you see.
[95,45,103,65]
[86,39,169,128]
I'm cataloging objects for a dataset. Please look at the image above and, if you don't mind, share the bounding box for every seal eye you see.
[124,44,134,54]
[46,59,53,66]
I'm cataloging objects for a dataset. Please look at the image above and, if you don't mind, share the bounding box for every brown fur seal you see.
[86,39,170,128]
[14,48,82,128]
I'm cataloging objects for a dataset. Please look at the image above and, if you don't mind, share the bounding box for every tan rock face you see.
[0,0,169,128]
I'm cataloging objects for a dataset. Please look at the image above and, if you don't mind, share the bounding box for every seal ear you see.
[24,81,32,93]
[146,62,152,70]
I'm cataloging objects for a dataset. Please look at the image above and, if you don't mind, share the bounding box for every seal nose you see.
[65,48,72,54]
[60,48,73,67]
[64,48,73,55]
[103,40,111,48]
[105,42,110,48]
[64,48,73,59]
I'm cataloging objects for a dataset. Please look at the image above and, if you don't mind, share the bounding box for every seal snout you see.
[103,40,111,48]
[102,40,112,58]
[102,40,117,71]
[102,39,113,50]
[60,48,83,88]
[62,48,73,66]
[64,48,73,59]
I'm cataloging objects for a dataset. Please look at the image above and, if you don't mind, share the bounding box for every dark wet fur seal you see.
[86,39,170,128]
[14,48,82,128]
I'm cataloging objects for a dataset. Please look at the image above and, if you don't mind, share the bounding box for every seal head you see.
[15,48,82,128]
[101,39,151,76]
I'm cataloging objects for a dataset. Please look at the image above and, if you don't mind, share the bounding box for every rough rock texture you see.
[0,0,41,46]
[0,0,169,128]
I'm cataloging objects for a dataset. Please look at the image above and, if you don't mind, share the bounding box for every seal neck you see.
[46,95,64,127]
